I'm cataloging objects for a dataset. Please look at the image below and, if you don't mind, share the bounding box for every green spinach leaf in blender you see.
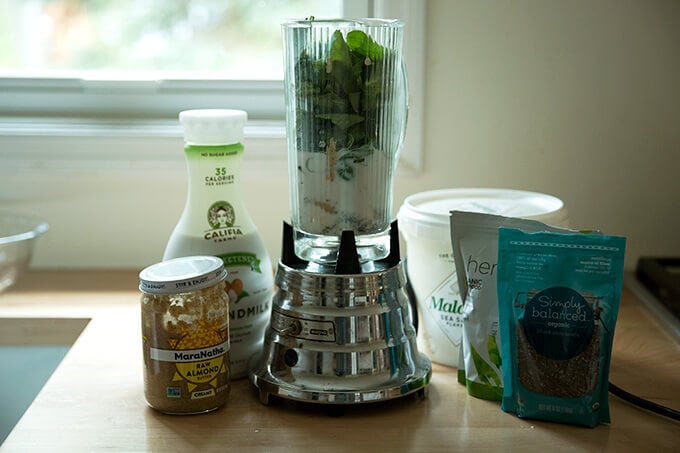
[294,29,387,181]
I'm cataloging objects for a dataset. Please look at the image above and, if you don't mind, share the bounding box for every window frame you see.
[0,77,286,120]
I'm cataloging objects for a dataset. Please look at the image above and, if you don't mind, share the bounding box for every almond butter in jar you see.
[139,256,230,414]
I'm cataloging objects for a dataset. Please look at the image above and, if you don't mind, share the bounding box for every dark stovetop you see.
[628,257,680,342]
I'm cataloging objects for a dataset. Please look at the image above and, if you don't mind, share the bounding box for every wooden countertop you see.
[1,271,679,452]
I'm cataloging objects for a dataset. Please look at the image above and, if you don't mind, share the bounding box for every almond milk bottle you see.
[164,109,274,379]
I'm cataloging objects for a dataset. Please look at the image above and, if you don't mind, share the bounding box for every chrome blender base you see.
[249,221,432,407]
[250,354,432,405]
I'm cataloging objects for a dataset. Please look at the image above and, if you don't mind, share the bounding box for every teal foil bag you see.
[497,228,626,427]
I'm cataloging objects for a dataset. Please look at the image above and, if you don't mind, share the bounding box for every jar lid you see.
[179,109,247,146]
[397,188,569,242]
[139,256,227,294]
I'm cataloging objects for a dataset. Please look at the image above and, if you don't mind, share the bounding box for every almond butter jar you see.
[139,256,230,414]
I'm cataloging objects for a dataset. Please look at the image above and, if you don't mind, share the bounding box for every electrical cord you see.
[609,382,680,422]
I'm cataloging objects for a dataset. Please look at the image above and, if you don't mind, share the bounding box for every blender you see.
[249,19,431,405]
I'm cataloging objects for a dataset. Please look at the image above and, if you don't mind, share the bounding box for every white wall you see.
[2,0,679,271]
[394,0,680,269]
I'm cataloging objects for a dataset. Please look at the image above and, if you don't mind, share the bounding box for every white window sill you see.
[0,117,283,174]
[0,116,420,174]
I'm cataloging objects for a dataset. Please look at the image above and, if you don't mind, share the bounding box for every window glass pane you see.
[0,0,343,80]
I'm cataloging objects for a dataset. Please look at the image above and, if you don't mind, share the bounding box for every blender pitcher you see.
[282,19,407,264]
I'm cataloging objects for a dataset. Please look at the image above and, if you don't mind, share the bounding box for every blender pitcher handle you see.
[396,59,409,154]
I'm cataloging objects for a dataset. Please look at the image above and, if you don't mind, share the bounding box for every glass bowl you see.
[0,213,49,293]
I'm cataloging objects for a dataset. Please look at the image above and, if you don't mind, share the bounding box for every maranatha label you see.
[150,341,229,363]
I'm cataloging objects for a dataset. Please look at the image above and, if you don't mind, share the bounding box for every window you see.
[0,0,424,268]
[0,0,345,119]
[0,0,423,167]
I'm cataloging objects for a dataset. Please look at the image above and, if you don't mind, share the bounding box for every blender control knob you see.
[289,320,302,336]
[282,319,302,336]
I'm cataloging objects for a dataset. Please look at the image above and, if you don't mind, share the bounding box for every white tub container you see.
[397,188,569,367]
